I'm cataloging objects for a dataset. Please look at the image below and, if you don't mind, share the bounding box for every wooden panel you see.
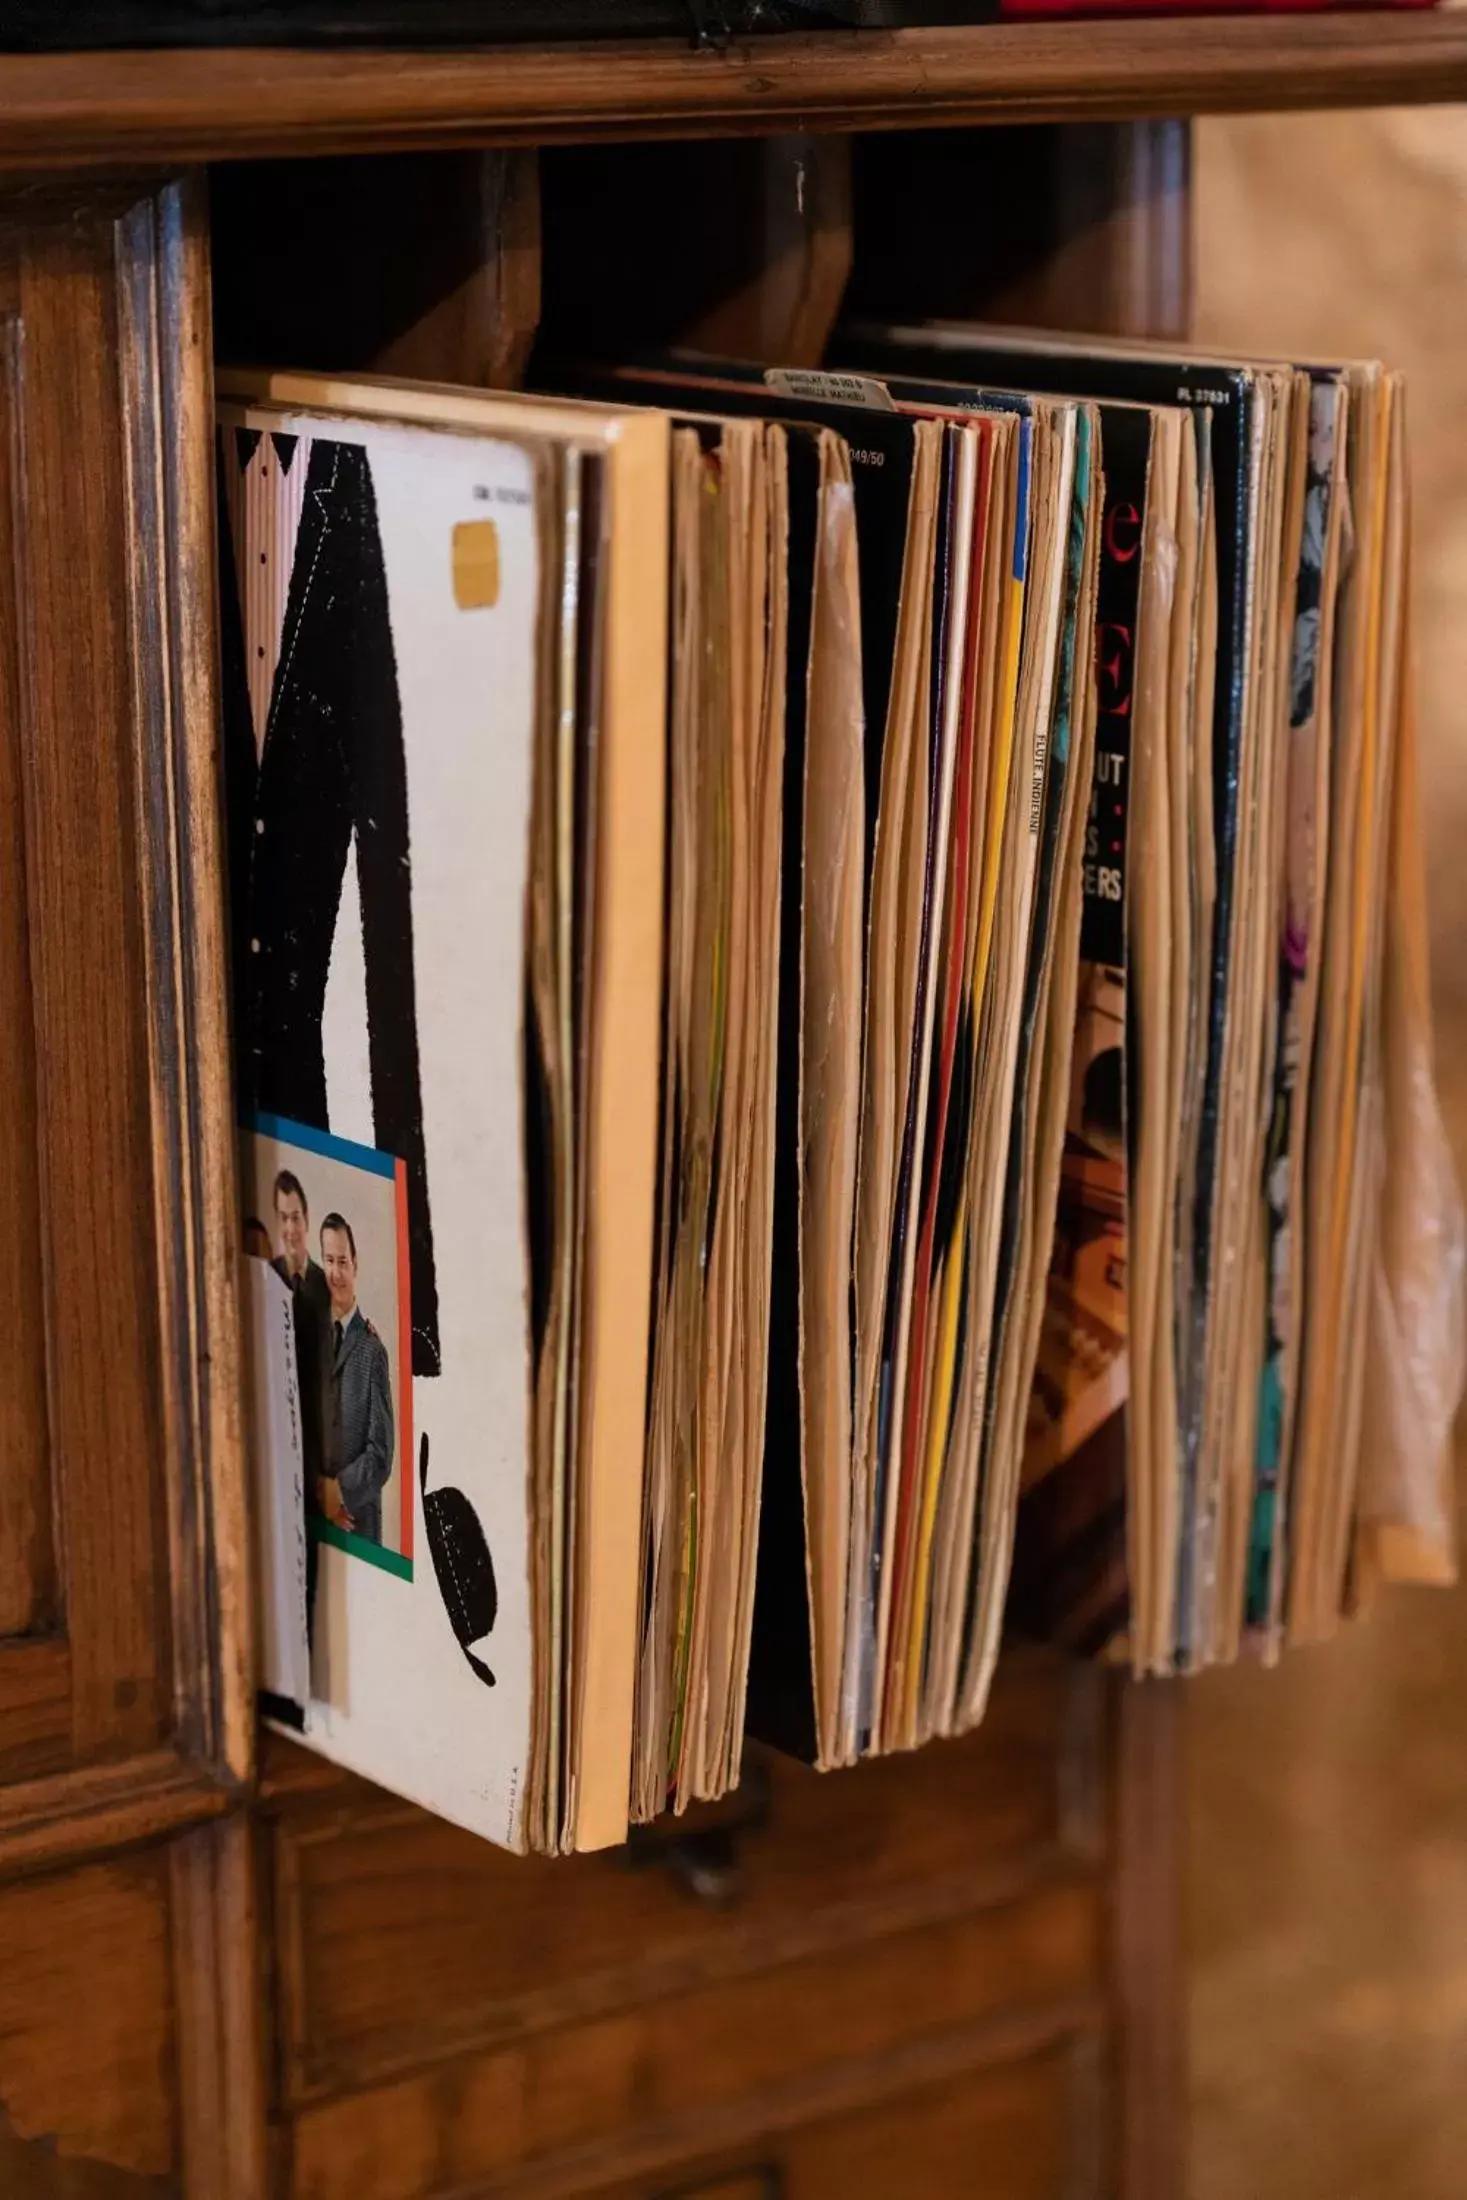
[0,272,52,1647]
[171,1816,268,2200]
[504,2041,1085,2200]
[4,182,171,1764]
[1115,1680,1183,2200]
[116,177,254,1785]
[211,150,541,390]
[0,1850,176,2192]
[538,136,849,369]
[0,1639,72,1786]
[0,1748,230,1882]
[0,1824,269,2198]
[0,18,1466,168]
[268,1658,1101,2105]
[0,173,250,1817]
[284,1881,1102,2199]
[845,121,1191,343]
[0,2125,172,2200]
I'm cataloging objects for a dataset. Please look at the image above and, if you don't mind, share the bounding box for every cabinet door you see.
[0,174,249,1870]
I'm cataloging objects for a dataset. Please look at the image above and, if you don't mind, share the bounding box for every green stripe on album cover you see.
[310,1517,413,1582]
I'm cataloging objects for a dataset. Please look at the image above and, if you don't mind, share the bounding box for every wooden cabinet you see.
[262,1662,1117,2198]
[0,60,1200,2196]
[255,1658,1170,2200]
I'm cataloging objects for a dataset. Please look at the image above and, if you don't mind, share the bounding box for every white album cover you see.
[222,404,541,1847]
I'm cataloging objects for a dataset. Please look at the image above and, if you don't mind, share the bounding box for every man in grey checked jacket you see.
[320,1212,395,1547]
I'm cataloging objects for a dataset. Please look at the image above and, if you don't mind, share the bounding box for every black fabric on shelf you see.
[0,0,881,52]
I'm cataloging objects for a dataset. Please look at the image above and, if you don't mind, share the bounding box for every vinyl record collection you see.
[232,331,1462,1854]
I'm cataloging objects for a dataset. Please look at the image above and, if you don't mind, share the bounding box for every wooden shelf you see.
[2,12,1466,170]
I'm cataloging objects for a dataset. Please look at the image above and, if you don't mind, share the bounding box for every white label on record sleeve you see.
[245,1255,313,1717]
[763,369,897,412]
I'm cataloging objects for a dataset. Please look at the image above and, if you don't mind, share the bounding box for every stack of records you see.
[828,324,1462,1673]
[565,353,1110,1760]
[230,333,1461,1857]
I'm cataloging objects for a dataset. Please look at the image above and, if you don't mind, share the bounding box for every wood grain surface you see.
[0,1851,177,2186]
[5,186,174,1768]
[117,175,254,1790]
[213,150,542,391]
[0,16,1464,171]
[265,1659,1098,2105]
[570,2044,1082,2200]
[1116,1680,1184,2200]
[284,1896,1101,2198]
[0,274,53,1649]
[170,1815,269,2200]
[0,174,250,1828]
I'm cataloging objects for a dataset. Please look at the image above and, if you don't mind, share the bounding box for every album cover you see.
[222,405,543,1847]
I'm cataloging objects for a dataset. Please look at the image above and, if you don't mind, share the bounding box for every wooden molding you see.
[2,179,185,1772]
[1113,1680,1184,2200]
[275,1805,1096,2109]
[0,284,54,1654]
[0,16,1464,170]
[0,172,250,1825]
[117,172,255,1792]
[1058,1659,1109,1869]
[171,1815,269,2200]
[0,1745,231,1881]
[411,1995,1103,2200]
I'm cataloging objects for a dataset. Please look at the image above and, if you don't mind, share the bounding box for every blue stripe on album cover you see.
[245,1110,399,1180]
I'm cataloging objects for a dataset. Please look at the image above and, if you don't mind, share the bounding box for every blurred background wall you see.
[1189,108,1467,2200]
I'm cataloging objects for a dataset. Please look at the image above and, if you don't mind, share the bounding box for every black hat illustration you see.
[420,1433,497,1687]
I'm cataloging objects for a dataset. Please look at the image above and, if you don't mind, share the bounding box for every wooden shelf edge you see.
[0,13,1465,169]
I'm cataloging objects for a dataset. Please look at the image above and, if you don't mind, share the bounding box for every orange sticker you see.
[451,519,500,609]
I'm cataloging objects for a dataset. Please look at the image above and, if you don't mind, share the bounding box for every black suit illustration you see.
[331,1310,395,1547]
[272,1249,332,1632]
[219,429,441,1377]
